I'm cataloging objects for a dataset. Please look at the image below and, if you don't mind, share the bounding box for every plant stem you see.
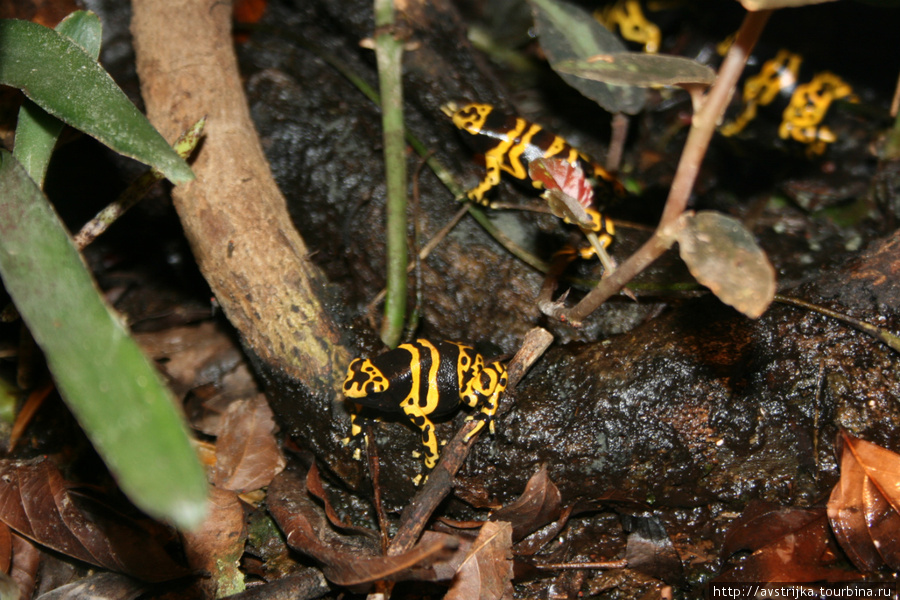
[560,9,772,325]
[375,0,408,348]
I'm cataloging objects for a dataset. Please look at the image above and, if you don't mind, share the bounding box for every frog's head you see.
[343,358,389,397]
[441,102,492,136]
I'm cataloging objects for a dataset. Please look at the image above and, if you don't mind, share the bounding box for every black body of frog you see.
[342,339,507,470]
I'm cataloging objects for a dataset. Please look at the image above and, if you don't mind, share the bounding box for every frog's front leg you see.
[465,155,503,205]
[401,400,441,469]
[342,404,372,461]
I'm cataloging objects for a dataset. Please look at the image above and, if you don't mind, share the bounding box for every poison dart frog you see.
[594,0,661,53]
[342,339,508,471]
[442,101,624,251]
[719,48,857,156]
[593,2,856,157]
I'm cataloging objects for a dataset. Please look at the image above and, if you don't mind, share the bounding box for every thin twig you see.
[8,380,53,451]
[364,425,391,554]
[775,294,900,354]
[364,204,469,319]
[536,559,628,570]
[606,112,629,173]
[73,117,207,249]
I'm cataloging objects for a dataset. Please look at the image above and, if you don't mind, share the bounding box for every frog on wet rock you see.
[342,339,508,471]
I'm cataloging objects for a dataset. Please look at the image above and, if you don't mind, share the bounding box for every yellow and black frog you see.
[342,339,508,472]
[442,101,624,252]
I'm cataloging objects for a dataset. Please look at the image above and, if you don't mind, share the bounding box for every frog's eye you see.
[366,379,388,394]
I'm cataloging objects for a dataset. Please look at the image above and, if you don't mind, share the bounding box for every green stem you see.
[375,0,408,348]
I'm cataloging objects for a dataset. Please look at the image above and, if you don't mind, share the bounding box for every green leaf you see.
[0,151,207,529]
[12,102,61,188]
[13,11,104,187]
[556,53,715,88]
[670,211,775,319]
[55,10,103,56]
[0,18,193,185]
[529,0,646,114]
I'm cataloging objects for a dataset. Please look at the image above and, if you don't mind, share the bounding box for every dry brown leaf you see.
[827,433,900,571]
[268,470,458,586]
[181,486,247,598]
[306,463,378,538]
[445,521,514,600]
[134,322,242,395]
[0,0,79,26]
[721,501,823,558]
[0,458,189,582]
[33,572,146,600]
[670,211,775,319]
[10,533,38,599]
[623,514,682,583]
[556,53,715,88]
[0,521,11,573]
[719,504,855,583]
[489,465,561,543]
[212,395,286,492]
[514,506,573,557]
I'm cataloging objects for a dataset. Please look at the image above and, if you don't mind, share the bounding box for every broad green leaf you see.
[0,19,193,185]
[55,10,103,56]
[529,0,646,114]
[0,151,207,529]
[13,11,103,187]
[671,211,775,319]
[556,53,715,88]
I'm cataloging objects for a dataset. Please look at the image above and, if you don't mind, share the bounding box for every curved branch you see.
[131,0,350,389]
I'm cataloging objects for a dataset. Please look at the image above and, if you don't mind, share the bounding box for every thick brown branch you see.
[130,0,350,389]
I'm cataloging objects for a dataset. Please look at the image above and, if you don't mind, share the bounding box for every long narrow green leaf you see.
[13,11,103,187]
[0,151,207,529]
[54,10,103,55]
[0,19,193,184]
